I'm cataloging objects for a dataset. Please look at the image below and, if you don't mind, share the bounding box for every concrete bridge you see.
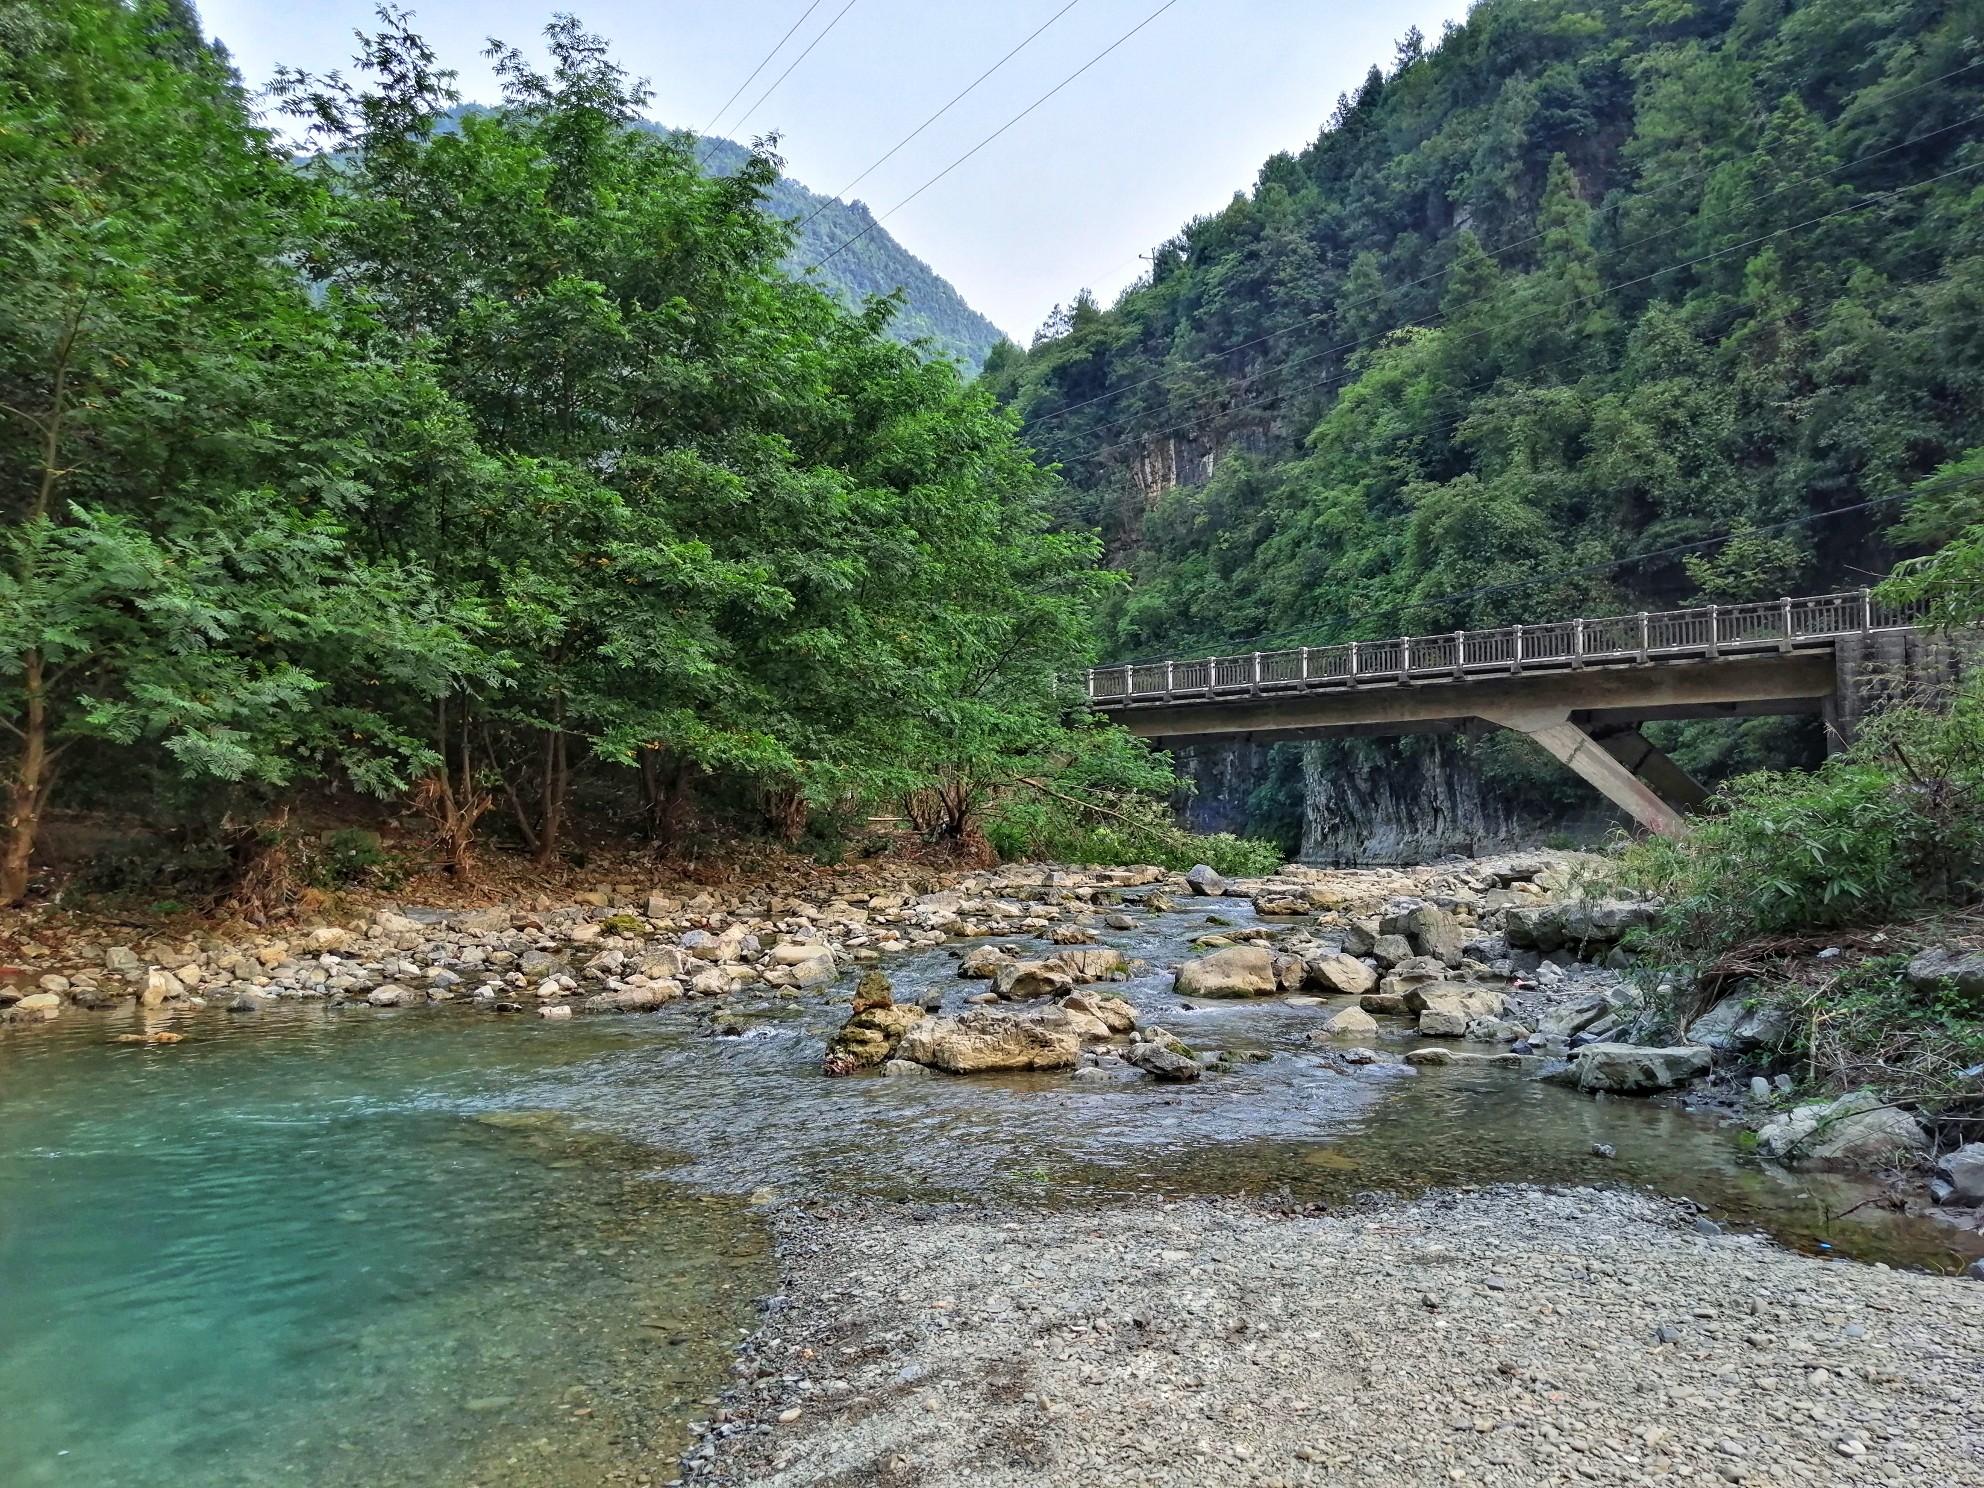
[1085,591,1930,836]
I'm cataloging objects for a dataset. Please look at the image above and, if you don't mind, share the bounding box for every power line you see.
[1026,56,1984,430]
[701,0,864,166]
[793,0,1088,236]
[694,0,830,154]
[807,0,1188,272]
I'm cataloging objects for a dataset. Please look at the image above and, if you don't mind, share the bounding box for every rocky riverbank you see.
[680,1187,1984,1488]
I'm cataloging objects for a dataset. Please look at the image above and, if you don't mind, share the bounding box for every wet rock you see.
[1758,1092,1929,1168]
[895,1006,1082,1073]
[537,1003,572,1020]
[1545,1042,1712,1095]
[367,984,419,1007]
[1315,1004,1377,1036]
[1359,991,1409,1016]
[1063,990,1136,1033]
[955,943,1013,979]
[1937,1143,1984,1205]
[1272,952,1309,993]
[1048,947,1128,983]
[10,991,60,1020]
[1126,1028,1201,1082]
[1466,1016,1530,1043]
[581,984,676,1014]
[1172,946,1277,999]
[140,968,185,1008]
[228,991,276,1013]
[825,985,927,1071]
[1306,952,1377,997]
[1184,864,1228,897]
[993,960,1075,1001]
[882,1059,931,1079]
[1689,995,1794,1055]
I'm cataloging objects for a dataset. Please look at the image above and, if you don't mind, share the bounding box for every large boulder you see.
[1688,996,1795,1056]
[993,960,1076,1001]
[1758,1091,1929,1168]
[1401,980,1504,1017]
[1173,946,1277,999]
[1559,897,1659,946]
[1501,904,1563,953]
[895,1006,1082,1073]
[1401,905,1467,967]
[581,983,679,1014]
[1545,1042,1712,1095]
[1272,952,1309,993]
[1339,919,1380,958]
[1064,990,1136,1033]
[1184,864,1229,897]
[1306,953,1377,997]
[1905,947,1984,998]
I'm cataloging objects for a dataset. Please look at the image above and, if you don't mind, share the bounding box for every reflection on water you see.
[2,895,1974,1486]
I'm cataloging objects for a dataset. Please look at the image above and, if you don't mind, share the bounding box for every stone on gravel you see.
[1904,946,1984,997]
[1938,1143,1984,1205]
[1689,994,1795,1055]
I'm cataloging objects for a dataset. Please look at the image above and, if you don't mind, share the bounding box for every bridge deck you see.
[1086,591,1921,710]
[1085,591,1927,838]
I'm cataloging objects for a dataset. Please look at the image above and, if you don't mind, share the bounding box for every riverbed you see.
[2,895,1974,1487]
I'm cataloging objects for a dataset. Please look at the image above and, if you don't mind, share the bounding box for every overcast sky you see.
[205,0,1476,341]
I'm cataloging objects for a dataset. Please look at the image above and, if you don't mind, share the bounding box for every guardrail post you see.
[1572,618,1585,669]
[1779,595,1794,652]
[1250,652,1262,693]
[1299,646,1310,683]
[1859,587,1872,634]
[1164,660,1174,701]
[1511,624,1523,674]
[1400,636,1412,678]
[1452,631,1465,680]
[1349,640,1360,686]
[1637,611,1648,663]
[1084,667,1094,699]
[1707,604,1720,658]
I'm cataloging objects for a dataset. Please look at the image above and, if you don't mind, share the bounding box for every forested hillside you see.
[985,0,1984,853]
[690,134,1008,370]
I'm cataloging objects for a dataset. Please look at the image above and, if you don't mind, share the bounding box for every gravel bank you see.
[682,1187,1983,1488]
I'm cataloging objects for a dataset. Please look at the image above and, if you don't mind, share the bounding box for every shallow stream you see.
[3,896,1975,1487]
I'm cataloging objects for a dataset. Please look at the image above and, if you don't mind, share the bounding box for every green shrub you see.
[1618,681,1984,962]
[981,790,1282,877]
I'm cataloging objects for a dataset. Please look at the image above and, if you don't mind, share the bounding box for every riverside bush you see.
[1620,682,1984,961]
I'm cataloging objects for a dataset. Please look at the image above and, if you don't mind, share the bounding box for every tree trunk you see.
[2,651,53,906]
[534,727,568,867]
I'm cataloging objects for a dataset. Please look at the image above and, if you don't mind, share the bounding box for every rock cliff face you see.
[1173,735,1623,865]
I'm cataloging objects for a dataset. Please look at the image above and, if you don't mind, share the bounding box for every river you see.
[2,895,1972,1487]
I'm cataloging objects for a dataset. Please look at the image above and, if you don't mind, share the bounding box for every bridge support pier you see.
[1589,725,1711,813]
[1478,708,1688,837]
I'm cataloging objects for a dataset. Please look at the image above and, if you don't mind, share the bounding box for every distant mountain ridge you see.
[686,132,1008,371]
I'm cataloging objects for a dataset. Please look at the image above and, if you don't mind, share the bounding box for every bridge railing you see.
[1085,589,1929,706]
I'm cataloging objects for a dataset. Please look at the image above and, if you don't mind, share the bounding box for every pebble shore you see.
[682,1187,1983,1488]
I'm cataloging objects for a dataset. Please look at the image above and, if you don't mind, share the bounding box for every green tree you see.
[0,0,470,902]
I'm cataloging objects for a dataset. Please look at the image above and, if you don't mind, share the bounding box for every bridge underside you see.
[1113,652,1837,837]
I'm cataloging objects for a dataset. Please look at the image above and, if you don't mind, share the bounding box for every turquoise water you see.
[0,1012,771,1488]
[4,900,1977,1486]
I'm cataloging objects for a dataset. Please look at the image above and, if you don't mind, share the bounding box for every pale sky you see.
[205,0,1476,340]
